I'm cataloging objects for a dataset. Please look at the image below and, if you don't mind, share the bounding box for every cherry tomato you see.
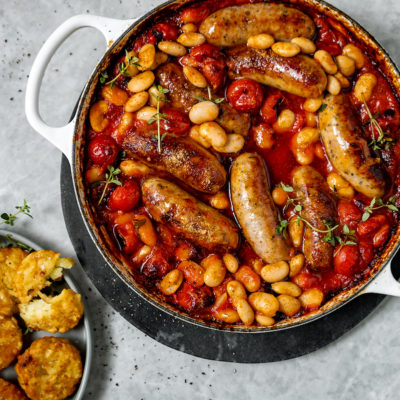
[88,135,118,166]
[334,245,359,276]
[180,6,210,24]
[172,282,213,311]
[151,23,178,41]
[227,79,264,113]
[114,220,139,254]
[190,44,222,63]
[160,108,190,135]
[141,245,172,279]
[357,215,387,238]
[292,271,320,290]
[108,181,140,212]
[338,200,362,229]
[359,240,374,269]
[372,224,390,247]
[260,93,284,124]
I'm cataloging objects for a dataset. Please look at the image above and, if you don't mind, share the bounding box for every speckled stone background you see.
[1,0,400,398]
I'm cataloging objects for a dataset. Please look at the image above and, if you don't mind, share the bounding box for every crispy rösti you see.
[0,282,17,316]
[15,337,82,400]
[0,378,27,400]
[19,289,84,333]
[15,251,74,304]
[0,316,22,370]
[0,247,28,299]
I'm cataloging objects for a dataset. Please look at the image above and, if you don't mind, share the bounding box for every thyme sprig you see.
[194,86,224,104]
[95,166,122,205]
[0,200,32,226]
[100,50,140,87]
[148,85,170,153]
[361,196,398,221]
[363,95,394,151]
[333,224,357,256]
[0,234,33,252]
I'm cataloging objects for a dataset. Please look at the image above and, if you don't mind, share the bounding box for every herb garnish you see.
[317,103,327,113]
[361,196,398,221]
[95,166,122,205]
[23,327,34,335]
[101,50,140,87]
[333,224,357,255]
[148,85,170,153]
[133,218,147,229]
[0,200,32,226]
[362,96,394,151]
[194,86,224,104]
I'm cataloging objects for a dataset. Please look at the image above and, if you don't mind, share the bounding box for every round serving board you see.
[60,156,400,363]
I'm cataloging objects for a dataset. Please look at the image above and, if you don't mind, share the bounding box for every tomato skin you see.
[227,79,264,113]
[141,245,172,279]
[160,108,190,135]
[373,224,390,248]
[357,215,387,238]
[260,93,284,124]
[334,245,360,276]
[359,240,374,268]
[172,282,213,312]
[338,200,362,229]
[292,271,320,290]
[180,6,210,24]
[151,23,178,41]
[88,135,119,166]
[108,181,140,212]
[114,220,140,254]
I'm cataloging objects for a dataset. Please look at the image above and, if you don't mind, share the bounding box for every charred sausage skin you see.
[199,3,316,47]
[142,178,239,251]
[122,130,226,194]
[319,94,385,198]
[230,153,290,263]
[156,63,250,135]
[292,166,337,270]
[226,46,327,98]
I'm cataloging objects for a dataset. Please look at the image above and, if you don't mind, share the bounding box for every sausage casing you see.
[142,178,239,251]
[199,3,315,47]
[226,46,327,98]
[230,153,290,263]
[122,130,226,194]
[292,166,337,270]
[319,94,385,198]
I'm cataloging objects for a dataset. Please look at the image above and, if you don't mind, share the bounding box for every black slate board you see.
[60,155,399,362]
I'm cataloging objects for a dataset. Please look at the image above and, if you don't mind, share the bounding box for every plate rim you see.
[0,229,93,400]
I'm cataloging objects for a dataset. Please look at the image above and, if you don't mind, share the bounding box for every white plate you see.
[0,230,93,400]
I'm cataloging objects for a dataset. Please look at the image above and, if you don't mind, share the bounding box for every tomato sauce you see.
[83,0,400,326]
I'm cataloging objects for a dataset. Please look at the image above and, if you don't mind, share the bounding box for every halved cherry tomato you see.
[151,22,178,41]
[359,240,374,269]
[180,6,210,24]
[88,135,119,166]
[160,108,190,135]
[334,245,359,276]
[114,217,140,254]
[260,93,284,124]
[373,224,390,247]
[172,282,213,311]
[141,245,172,279]
[357,215,387,237]
[108,180,140,212]
[227,79,264,113]
[338,200,362,229]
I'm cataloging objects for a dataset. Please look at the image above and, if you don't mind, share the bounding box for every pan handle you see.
[25,14,136,163]
[360,256,400,296]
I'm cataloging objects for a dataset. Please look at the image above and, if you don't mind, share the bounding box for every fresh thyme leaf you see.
[194,88,225,104]
[279,182,294,192]
[276,217,288,238]
[97,166,121,205]
[24,327,34,335]
[214,97,225,104]
[103,50,140,87]
[0,200,32,226]
[294,204,302,212]
[361,196,398,221]
[133,218,147,229]
[3,234,33,252]
[194,95,206,102]
[99,71,108,84]
[363,96,394,151]
[317,103,327,113]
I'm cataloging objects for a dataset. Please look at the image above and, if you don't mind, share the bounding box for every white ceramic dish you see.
[0,230,93,400]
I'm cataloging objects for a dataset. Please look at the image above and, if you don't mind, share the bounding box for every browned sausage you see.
[319,94,385,198]
[142,178,239,251]
[292,166,337,270]
[122,130,226,194]
[156,63,250,135]
[230,153,290,263]
[226,46,327,98]
[199,3,315,47]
